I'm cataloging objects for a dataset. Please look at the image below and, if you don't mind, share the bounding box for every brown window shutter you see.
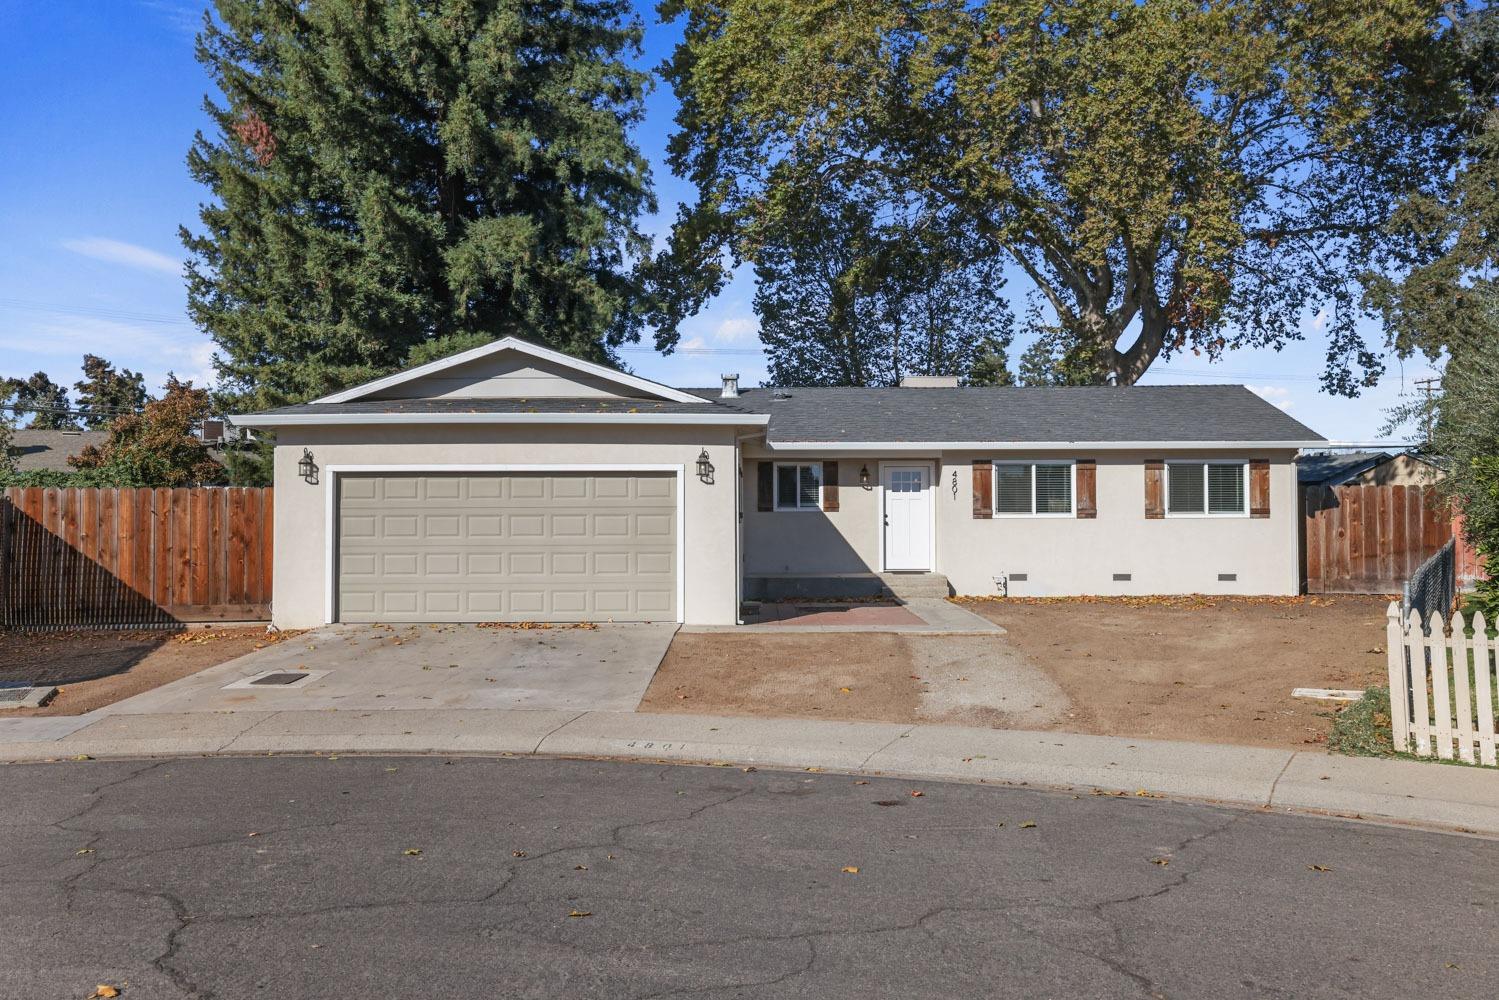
[972,460,992,519]
[1075,460,1097,518]
[757,461,773,512]
[1249,459,1270,518]
[1144,460,1165,519]
[822,461,839,512]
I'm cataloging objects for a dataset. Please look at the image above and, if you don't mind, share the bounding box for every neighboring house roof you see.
[1296,451,1392,484]
[234,337,1324,447]
[8,429,109,472]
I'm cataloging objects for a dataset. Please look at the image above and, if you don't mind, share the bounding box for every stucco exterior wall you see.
[741,458,882,575]
[739,449,1301,596]
[270,424,740,629]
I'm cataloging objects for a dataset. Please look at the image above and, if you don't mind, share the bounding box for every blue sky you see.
[0,1,1437,443]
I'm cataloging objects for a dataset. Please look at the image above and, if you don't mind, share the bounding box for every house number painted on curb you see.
[624,740,686,751]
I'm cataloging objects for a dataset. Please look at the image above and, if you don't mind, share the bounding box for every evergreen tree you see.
[73,355,147,429]
[71,376,226,487]
[0,372,78,429]
[183,0,655,411]
[754,188,1011,386]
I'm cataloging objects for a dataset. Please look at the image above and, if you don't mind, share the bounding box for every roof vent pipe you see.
[720,374,740,398]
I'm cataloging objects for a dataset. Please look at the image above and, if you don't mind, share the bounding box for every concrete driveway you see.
[105,622,677,715]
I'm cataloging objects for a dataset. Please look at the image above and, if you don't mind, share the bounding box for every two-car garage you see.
[334,471,679,623]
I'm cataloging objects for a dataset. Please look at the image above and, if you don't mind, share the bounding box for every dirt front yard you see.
[642,595,1394,750]
[0,627,281,715]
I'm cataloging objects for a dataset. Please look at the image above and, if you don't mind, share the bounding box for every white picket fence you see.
[1386,602,1499,766]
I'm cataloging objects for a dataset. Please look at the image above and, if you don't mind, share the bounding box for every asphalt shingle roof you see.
[9,429,110,472]
[688,384,1323,444]
[243,384,1324,444]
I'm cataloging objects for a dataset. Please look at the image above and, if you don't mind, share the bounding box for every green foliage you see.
[1327,687,1397,759]
[1436,342,1499,616]
[1368,5,1499,363]
[752,186,1013,385]
[73,355,147,429]
[0,411,15,474]
[657,0,1462,390]
[68,377,226,488]
[220,437,275,488]
[0,372,78,429]
[184,0,656,412]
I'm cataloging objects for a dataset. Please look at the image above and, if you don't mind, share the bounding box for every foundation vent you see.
[1112,573,1132,582]
[1218,573,1238,582]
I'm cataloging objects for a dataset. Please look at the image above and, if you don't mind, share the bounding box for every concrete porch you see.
[742,572,954,602]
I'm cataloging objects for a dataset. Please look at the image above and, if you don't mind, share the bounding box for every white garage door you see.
[336,472,677,623]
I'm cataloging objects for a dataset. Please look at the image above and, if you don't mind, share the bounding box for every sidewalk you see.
[1,707,1494,836]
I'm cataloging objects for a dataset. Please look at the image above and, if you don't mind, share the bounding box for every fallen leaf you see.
[741,766,757,773]
[1019,821,1037,829]
[71,754,93,761]
[1307,864,1332,873]
[512,850,528,858]
[403,849,423,856]
[574,865,588,871]
[853,780,869,785]
[1151,857,1170,866]
[805,767,823,773]
[247,832,259,838]
[89,986,120,999]
[909,790,924,797]
[1134,790,1164,798]
[76,848,94,855]
[841,866,860,874]
[568,910,592,918]
[838,687,852,694]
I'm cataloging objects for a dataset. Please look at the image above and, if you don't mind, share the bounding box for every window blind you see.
[1167,463,1205,513]
[1207,464,1245,514]
[995,464,1032,514]
[1034,464,1072,514]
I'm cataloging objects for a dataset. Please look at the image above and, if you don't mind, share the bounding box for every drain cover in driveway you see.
[249,672,309,686]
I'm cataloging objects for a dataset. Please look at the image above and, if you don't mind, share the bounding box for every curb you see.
[2,709,1495,836]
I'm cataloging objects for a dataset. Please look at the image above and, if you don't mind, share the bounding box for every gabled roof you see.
[312,336,705,405]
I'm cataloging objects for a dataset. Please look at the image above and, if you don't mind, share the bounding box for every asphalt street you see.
[1,755,1495,999]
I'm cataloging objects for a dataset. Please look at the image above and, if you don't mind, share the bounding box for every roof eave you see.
[764,439,1324,452]
[230,411,770,428]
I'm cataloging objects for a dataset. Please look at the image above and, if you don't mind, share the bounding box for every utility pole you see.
[1413,376,1441,446]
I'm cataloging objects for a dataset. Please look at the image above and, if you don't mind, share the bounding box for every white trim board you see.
[311,336,706,405]
[767,440,1319,452]
[235,411,767,428]
[322,463,687,626]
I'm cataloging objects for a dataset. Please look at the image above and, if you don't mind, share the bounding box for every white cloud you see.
[0,314,215,396]
[679,335,708,351]
[714,317,759,343]
[61,237,182,277]
[1310,309,1328,331]
[1247,384,1295,411]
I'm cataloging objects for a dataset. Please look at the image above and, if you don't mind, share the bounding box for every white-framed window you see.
[993,461,1074,516]
[1166,461,1248,516]
[774,462,822,511]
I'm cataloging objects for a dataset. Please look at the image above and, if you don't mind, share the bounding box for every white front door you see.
[883,465,932,571]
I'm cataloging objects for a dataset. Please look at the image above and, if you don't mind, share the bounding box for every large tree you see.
[0,372,78,430]
[184,0,656,411]
[1369,4,1499,363]
[71,377,226,488]
[654,0,1464,391]
[753,185,1012,385]
[73,355,147,429]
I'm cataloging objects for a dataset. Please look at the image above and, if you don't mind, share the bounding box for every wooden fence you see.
[0,487,273,628]
[1302,484,1453,594]
[1387,602,1499,766]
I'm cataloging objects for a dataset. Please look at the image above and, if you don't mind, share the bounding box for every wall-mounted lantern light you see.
[696,448,715,484]
[298,448,319,485]
[859,464,871,488]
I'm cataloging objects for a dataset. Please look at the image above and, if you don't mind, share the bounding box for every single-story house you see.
[1297,449,1444,487]
[8,429,110,472]
[235,337,1324,629]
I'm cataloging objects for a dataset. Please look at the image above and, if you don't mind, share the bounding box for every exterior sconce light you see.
[298,448,319,485]
[696,448,715,484]
[859,464,871,488]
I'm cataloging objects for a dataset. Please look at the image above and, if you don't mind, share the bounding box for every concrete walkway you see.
[1,707,1493,836]
[681,598,1003,635]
